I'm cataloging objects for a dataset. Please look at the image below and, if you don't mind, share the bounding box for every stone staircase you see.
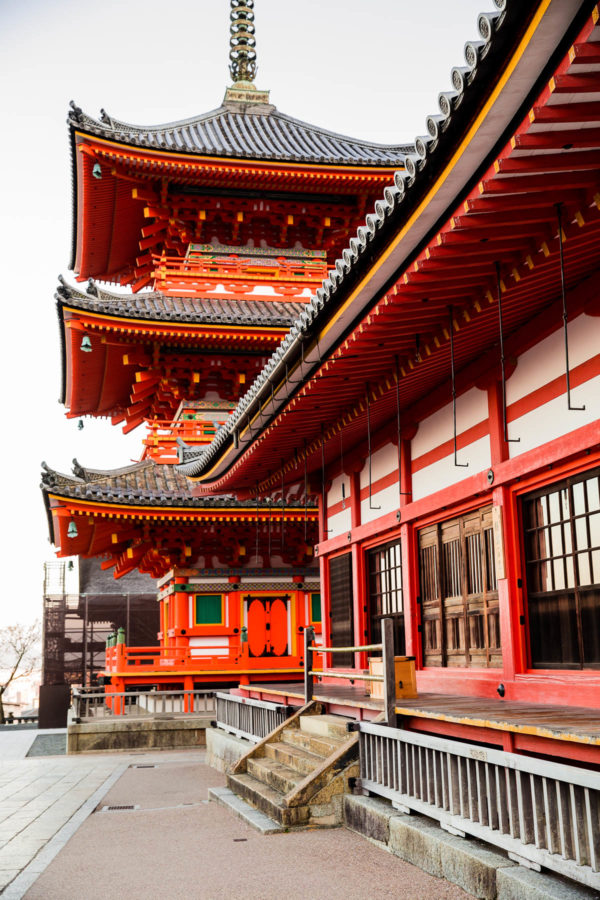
[216,702,359,830]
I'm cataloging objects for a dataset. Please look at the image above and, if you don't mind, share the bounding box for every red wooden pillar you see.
[489,381,521,691]
[173,577,189,663]
[488,381,509,467]
[349,470,364,669]
[401,523,419,660]
[352,542,365,669]
[493,485,521,688]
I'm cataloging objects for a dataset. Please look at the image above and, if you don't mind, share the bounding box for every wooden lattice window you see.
[419,507,500,668]
[367,540,405,655]
[523,467,600,669]
[329,554,354,667]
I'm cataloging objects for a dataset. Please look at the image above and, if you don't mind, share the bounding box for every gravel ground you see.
[24,751,473,900]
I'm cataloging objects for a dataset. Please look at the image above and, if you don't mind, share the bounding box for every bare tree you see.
[0,622,41,724]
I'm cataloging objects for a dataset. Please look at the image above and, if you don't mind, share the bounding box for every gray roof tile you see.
[68,102,412,167]
[56,279,306,328]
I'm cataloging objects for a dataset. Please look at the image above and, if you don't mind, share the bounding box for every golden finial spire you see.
[229,1,257,85]
[225,1,271,106]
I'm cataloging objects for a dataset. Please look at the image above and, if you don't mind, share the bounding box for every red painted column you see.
[488,381,509,467]
[350,470,364,668]
[401,523,419,661]
[319,552,330,669]
[493,485,521,688]
[352,542,365,669]
[173,577,189,664]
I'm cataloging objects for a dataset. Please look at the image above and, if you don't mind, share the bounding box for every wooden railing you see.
[303,618,397,726]
[72,688,215,720]
[356,720,600,890]
[143,418,229,462]
[104,640,244,672]
[214,692,293,742]
[153,253,327,298]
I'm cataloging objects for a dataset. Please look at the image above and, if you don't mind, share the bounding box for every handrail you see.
[308,670,382,682]
[311,642,382,654]
[303,621,396,726]
[72,688,215,720]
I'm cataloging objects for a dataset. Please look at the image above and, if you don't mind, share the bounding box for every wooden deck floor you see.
[246,682,600,746]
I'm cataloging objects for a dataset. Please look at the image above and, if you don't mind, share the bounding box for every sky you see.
[0,0,486,625]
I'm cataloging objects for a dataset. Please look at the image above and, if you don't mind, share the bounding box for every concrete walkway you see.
[0,730,65,762]
[0,745,474,900]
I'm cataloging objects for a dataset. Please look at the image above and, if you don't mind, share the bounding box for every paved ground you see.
[0,730,65,763]
[0,727,474,900]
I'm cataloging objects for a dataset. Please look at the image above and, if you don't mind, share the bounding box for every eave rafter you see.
[63,303,290,425]
[49,495,319,578]
[74,133,402,282]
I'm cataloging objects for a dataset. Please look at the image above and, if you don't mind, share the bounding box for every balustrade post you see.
[304,626,314,704]
[382,617,397,728]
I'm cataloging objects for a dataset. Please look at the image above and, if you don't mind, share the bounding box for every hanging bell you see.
[77,420,84,430]
[67,519,78,538]
[92,163,102,180]
[80,335,92,352]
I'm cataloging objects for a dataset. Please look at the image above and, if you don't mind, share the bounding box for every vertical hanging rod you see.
[557,203,585,411]
[321,428,332,535]
[449,306,468,468]
[395,356,411,501]
[366,384,381,509]
[495,262,519,444]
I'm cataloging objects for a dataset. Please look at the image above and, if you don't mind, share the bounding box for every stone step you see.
[299,713,354,740]
[281,725,345,758]
[209,786,284,834]
[265,740,323,776]
[247,756,303,795]
[227,772,309,827]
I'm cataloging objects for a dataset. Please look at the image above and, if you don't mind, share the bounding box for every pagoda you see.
[42,0,410,693]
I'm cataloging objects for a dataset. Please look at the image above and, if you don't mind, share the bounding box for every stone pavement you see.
[0,751,127,896]
[22,751,473,900]
[0,730,64,763]
[0,729,207,898]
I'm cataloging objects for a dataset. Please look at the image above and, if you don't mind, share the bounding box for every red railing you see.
[142,418,228,462]
[152,253,327,298]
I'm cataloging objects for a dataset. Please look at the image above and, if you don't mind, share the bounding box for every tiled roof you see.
[41,459,308,509]
[68,101,412,167]
[56,279,306,328]
[42,459,240,507]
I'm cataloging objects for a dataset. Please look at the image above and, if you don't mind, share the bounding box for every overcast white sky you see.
[0,0,485,625]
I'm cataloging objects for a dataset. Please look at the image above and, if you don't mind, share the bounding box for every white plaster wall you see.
[326,473,353,537]
[412,435,492,502]
[360,483,400,526]
[359,442,398,490]
[411,387,488,461]
[328,473,350,507]
[508,373,600,459]
[506,313,599,404]
[327,507,352,538]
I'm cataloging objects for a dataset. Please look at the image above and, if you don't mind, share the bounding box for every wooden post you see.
[304,626,314,704]
[382,617,397,728]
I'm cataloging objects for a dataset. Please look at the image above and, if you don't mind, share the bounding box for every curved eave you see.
[69,126,408,281]
[58,298,293,420]
[45,491,317,517]
[182,0,593,490]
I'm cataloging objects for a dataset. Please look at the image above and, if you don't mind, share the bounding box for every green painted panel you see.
[311,593,322,623]
[195,594,223,625]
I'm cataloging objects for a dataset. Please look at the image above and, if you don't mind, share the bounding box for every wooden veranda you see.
[240,682,600,766]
